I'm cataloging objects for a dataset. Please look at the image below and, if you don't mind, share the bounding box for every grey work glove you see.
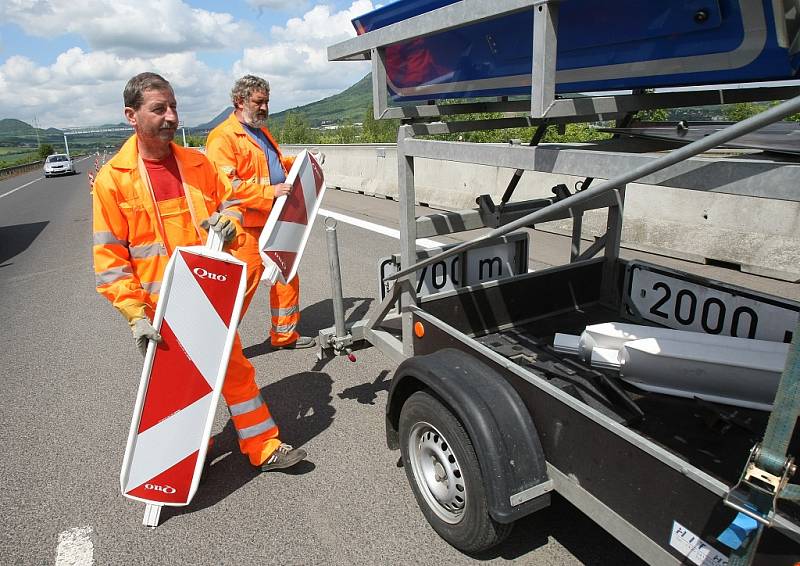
[200,212,236,244]
[132,318,162,357]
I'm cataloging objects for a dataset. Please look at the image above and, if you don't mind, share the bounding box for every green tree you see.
[183,135,206,147]
[38,143,54,159]
[420,99,611,143]
[338,122,360,144]
[723,102,762,122]
[362,104,399,142]
[280,112,317,144]
[636,108,668,122]
[543,123,612,143]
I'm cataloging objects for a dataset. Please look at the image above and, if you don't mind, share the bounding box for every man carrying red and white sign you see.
[207,75,320,350]
[92,73,307,512]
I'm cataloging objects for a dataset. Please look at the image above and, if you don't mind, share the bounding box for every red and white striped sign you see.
[120,246,246,506]
[258,149,326,285]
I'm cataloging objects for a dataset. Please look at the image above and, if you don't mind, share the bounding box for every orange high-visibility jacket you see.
[93,135,282,466]
[206,113,302,346]
[206,113,295,228]
[92,135,245,323]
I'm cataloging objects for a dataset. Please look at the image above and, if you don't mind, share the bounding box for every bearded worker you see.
[206,75,315,350]
[92,72,307,472]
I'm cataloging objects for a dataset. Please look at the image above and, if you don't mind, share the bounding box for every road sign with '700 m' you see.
[378,232,529,300]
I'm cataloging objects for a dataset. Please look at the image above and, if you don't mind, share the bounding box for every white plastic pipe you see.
[618,337,788,411]
[556,322,785,362]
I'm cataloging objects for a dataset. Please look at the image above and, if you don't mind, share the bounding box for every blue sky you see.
[0,0,374,128]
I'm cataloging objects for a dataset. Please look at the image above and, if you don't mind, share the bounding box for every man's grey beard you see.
[242,108,267,129]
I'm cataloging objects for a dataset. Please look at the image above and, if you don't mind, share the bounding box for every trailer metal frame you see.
[325,2,800,562]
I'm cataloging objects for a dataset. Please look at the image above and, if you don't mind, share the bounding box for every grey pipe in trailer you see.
[386,94,800,283]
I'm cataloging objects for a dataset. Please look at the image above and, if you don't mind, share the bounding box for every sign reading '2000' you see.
[626,262,799,343]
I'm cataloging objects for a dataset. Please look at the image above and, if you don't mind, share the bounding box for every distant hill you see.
[271,73,373,128]
[192,73,373,131]
[194,108,232,131]
[0,118,63,146]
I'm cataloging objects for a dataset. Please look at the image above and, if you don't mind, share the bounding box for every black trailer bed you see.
[474,306,800,523]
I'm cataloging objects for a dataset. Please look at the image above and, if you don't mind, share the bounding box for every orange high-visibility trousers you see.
[138,306,281,466]
[224,333,282,465]
[234,226,301,346]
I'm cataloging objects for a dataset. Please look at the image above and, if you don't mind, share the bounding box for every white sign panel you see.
[378,233,528,300]
[626,263,799,343]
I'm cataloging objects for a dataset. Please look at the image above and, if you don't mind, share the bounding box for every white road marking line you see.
[0,177,43,199]
[318,208,445,250]
[55,525,94,566]
[318,207,538,272]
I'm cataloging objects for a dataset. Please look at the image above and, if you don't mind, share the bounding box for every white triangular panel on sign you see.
[258,149,327,285]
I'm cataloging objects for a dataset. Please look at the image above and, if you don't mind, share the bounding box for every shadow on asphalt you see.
[338,369,391,405]
[0,221,48,267]
[161,370,335,523]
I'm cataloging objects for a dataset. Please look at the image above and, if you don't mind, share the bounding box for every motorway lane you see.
[0,163,644,565]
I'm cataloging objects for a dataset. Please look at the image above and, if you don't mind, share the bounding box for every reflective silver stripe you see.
[273,322,296,333]
[93,231,127,246]
[237,417,277,439]
[228,395,265,417]
[95,266,132,286]
[129,243,167,259]
[258,176,270,185]
[231,178,243,189]
[219,165,235,175]
[271,305,299,317]
[142,281,161,295]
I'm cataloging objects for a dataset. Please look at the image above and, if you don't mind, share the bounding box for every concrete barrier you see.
[0,160,43,180]
[284,144,800,282]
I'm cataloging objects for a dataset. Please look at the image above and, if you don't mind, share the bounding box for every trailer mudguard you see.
[386,348,549,523]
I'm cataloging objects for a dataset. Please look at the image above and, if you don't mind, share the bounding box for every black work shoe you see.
[261,443,307,472]
[274,336,316,349]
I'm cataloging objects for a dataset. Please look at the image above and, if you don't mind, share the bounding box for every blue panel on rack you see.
[351,0,800,101]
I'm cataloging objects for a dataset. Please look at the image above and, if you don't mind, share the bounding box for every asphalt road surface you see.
[1,158,795,565]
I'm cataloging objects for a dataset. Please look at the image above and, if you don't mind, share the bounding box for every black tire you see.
[398,390,512,553]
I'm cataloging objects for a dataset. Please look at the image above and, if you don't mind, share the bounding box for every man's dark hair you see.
[124,72,173,109]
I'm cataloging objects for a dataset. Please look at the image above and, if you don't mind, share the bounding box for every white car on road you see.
[43,154,76,177]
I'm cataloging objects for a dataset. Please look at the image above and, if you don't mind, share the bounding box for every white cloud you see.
[233,0,372,111]
[0,0,260,56]
[247,0,304,10]
[0,49,230,128]
[0,1,380,128]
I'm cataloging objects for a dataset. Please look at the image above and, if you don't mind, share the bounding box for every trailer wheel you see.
[399,390,512,553]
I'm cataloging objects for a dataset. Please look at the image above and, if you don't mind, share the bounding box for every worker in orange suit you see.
[92,72,306,472]
[206,75,315,350]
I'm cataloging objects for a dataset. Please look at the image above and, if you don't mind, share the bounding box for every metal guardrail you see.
[0,160,43,179]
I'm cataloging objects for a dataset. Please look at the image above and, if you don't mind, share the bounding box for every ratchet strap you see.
[721,319,800,565]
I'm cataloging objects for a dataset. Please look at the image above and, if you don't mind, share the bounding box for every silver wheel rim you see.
[407,421,466,524]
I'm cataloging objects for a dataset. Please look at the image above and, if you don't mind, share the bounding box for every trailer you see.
[325,1,800,563]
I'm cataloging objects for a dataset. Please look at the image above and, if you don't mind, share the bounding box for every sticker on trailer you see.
[259,149,326,285]
[669,521,728,566]
[120,246,246,506]
[378,232,529,300]
[624,261,799,343]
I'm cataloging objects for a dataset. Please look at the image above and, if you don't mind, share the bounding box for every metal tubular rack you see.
[326,1,800,563]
